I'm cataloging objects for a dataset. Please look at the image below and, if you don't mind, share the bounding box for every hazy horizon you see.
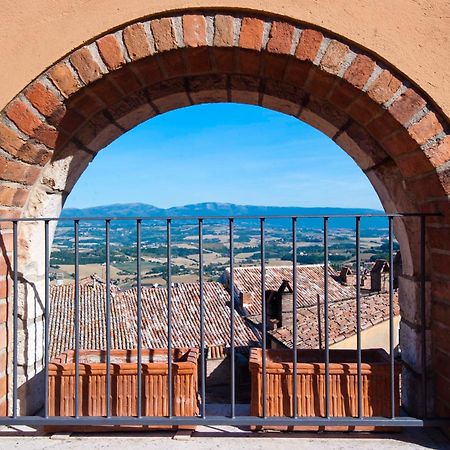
[64,103,383,210]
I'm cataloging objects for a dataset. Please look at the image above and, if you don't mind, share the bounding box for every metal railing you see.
[0,212,447,428]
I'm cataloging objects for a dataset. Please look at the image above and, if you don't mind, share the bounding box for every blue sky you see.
[65,103,382,209]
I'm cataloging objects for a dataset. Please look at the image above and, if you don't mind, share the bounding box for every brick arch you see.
[0,11,449,417]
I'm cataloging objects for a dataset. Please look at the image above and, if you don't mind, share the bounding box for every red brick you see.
[183,15,207,48]
[306,97,348,131]
[74,112,122,151]
[25,82,64,123]
[295,29,323,62]
[266,22,295,54]
[328,80,361,110]
[132,58,164,86]
[388,88,426,125]
[367,70,401,105]
[432,276,450,300]
[320,40,349,75]
[0,186,29,207]
[89,80,123,106]
[395,151,432,178]
[343,54,375,90]
[0,400,6,416]
[0,156,41,185]
[184,47,212,75]
[214,15,234,47]
[51,109,83,136]
[347,94,381,125]
[150,18,177,52]
[305,68,335,99]
[97,34,126,70]
[6,99,42,136]
[158,51,187,78]
[408,111,444,146]
[239,18,264,51]
[429,226,450,253]
[261,53,288,80]
[0,303,6,323]
[284,59,311,87]
[0,123,25,157]
[14,142,52,166]
[123,23,152,61]
[236,49,261,76]
[406,174,448,203]
[69,91,104,119]
[381,129,419,158]
[366,111,399,142]
[212,47,235,73]
[109,67,142,94]
[0,351,6,374]
[0,327,6,349]
[423,136,450,168]
[6,101,59,149]
[48,62,81,98]
[0,375,6,399]
[33,124,59,149]
[433,301,450,329]
[70,47,103,84]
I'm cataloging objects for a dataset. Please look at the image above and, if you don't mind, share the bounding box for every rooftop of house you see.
[223,264,357,316]
[49,281,259,359]
[268,290,400,349]
[221,264,399,349]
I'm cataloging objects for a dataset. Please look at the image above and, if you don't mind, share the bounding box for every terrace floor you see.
[0,425,448,450]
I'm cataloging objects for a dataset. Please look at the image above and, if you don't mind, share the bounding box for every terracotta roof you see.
[268,291,400,349]
[224,265,356,316]
[49,282,259,359]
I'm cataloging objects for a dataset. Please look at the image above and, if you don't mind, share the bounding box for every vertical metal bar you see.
[199,219,206,419]
[323,217,330,418]
[167,219,173,418]
[260,218,267,419]
[420,215,427,419]
[388,216,395,418]
[292,217,298,418]
[74,220,80,418]
[136,219,142,418]
[229,218,235,419]
[44,220,50,419]
[105,219,111,418]
[12,221,18,419]
[317,294,322,350]
[356,216,362,418]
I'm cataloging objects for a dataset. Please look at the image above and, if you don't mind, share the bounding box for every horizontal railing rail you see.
[0,212,447,429]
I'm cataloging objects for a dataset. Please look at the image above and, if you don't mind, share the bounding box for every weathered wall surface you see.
[0,1,449,118]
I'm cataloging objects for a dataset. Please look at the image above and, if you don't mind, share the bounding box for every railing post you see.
[323,217,330,419]
[74,220,80,419]
[167,219,173,418]
[355,217,362,418]
[229,218,235,419]
[420,215,427,418]
[44,220,50,419]
[260,218,267,419]
[292,217,298,418]
[199,219,206,419]
[136,219,142,418]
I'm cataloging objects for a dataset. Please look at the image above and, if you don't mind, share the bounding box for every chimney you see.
[239,292,252,308]
[370,259,389,292]
[266,280,294,328]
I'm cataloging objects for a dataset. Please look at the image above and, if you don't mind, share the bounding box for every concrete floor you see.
[0,425,448,450]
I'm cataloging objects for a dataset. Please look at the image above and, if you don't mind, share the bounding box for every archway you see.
[0,9,448,419]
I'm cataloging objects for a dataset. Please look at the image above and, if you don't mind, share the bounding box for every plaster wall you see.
[0,0,449,118]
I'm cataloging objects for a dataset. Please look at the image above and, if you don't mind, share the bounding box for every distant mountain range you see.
[62,202,387,229]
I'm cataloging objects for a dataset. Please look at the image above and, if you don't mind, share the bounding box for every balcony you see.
[0,213,445,432]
